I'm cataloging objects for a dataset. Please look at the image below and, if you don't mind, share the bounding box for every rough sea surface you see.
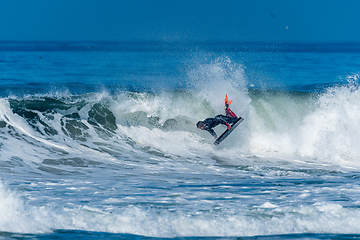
[1,42,360,239]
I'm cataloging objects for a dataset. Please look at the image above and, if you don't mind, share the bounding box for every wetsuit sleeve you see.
[206,129,217,139]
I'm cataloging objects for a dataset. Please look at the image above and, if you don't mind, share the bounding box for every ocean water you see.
[1,41,360,239]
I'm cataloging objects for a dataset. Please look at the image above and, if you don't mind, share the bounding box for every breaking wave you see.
[0,75,359,172]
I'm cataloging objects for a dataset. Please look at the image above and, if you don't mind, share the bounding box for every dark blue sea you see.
[1,41,360,240]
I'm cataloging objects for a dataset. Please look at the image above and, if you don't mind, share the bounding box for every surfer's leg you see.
[215,115,237,124]
[225,108,237,118]
[227,116,238,124]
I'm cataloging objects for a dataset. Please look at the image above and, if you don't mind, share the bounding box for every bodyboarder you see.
[196,95,239,139]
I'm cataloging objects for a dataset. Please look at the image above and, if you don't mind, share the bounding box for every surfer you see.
[196,95,238,139]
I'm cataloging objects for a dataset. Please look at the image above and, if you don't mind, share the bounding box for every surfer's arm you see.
[207,129,218,139]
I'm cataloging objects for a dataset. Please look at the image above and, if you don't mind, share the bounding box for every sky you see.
[1,0,360,43]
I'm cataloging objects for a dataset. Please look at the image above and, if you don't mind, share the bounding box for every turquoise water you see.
[0,42,360,239]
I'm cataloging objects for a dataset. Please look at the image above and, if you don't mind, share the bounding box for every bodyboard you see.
[214,117,244,145]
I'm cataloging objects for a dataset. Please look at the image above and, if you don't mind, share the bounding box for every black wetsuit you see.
[202,115,237,139]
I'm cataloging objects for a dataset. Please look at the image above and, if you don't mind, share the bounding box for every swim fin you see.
[224,94,232,110]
